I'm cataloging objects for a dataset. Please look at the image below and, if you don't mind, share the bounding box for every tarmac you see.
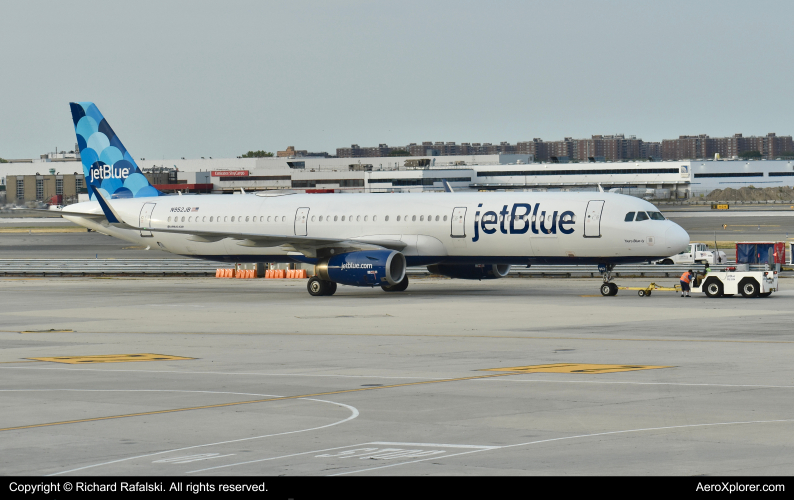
[1,276,793,476]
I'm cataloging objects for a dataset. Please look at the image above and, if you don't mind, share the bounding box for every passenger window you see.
[396,216,400,221]
[364,215,368,222]
[443,215,447,221]
[635,212,649,221]
[649,211,665,220]
[356,215,360,222]
[209,216,213,222]
[435,215,439,221]
[167,216,171,222]
[231,216,235,222]
[311,216,315,222]
[412,215,416,222]
[341,216,345,221]
[624,212,635,222]
[420,215,424,221]
[335,216,339,221]
[245,216,249,222]
[349,215,353,221]
[282,216,286,222]
[267,216,271,222]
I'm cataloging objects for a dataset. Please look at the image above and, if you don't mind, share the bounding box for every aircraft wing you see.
[89,186,406,257]
[145,225,407,256]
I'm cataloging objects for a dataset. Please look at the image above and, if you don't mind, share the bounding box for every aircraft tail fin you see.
[70,102,161,201]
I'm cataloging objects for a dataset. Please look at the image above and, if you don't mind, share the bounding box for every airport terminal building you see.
[3,153,794,204]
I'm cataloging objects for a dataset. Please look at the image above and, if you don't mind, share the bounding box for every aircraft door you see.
[139,203,156,237]
[294,207,310,236]
[451,207,467,237]
[584,200,605,238]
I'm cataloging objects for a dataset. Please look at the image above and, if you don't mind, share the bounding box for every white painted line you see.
[39,390,359,476]
[153,453,236,464]
[499,418,794,450]
[187,444,372,474]
[368,442,498,449]
[189,441,499,473]
[329,449,491,476]
[331,418,794,476]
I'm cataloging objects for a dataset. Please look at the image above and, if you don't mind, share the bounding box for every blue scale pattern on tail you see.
[70,102,161,200]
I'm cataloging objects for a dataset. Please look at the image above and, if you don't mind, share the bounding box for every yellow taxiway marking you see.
[483,363,671,374]
[27,353,194,364]
[0,361,39,364]
[0,372,514,433]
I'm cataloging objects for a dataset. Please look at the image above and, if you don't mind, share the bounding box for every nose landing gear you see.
[598,263,618,296]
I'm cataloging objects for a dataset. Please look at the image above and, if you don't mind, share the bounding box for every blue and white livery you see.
[60,103,691,296]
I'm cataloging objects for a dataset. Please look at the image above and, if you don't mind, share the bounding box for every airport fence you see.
[0,259,776,278]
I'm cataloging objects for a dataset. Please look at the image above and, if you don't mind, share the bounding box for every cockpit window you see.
[635,211,649,221]
[624,212,635,222]
[648,211,665,220]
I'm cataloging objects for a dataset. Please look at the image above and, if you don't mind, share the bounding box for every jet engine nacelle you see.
[315,250,406,287]
[427,264,511,280]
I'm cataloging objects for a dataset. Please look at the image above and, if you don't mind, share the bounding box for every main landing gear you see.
[599,264,618,296]
[381,275,409,292]
[307,277,337,296]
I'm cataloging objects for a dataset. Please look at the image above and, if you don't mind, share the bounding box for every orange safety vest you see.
[680,272,691,283]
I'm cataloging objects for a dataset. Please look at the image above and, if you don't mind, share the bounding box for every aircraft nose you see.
[665,223,690,253]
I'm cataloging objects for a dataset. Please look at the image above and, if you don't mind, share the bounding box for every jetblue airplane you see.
[58,102,690,296]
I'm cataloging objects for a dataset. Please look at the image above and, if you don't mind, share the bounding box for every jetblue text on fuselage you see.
[90,163,130,182]
[472,203,576,242]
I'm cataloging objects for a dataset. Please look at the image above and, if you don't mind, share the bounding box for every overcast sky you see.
[1,0,792,160]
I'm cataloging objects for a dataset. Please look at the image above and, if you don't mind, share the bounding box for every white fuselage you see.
[64,191,689,265]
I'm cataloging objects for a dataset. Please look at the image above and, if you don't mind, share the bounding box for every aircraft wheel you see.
[382,275,409,292]
[600,283,618,296]
[307,277,330,296]
[326,281,338,296]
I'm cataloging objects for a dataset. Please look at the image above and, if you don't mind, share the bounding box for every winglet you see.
[441,179,454,193]
[90,186,125,224]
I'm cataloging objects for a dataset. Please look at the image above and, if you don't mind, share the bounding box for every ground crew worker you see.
[680,269,694,297]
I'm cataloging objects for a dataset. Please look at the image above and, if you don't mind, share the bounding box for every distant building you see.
[276,146,330,158]
[662,133,793,160]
